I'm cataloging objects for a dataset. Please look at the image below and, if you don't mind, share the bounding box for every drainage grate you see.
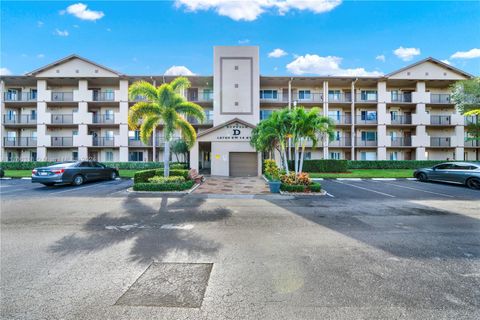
[116,262,213,308]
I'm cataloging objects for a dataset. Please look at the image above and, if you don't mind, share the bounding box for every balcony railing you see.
[92,114,115,124]
[328,93,352,103]
[390,115,412,125]
[4,92,37,102]
[3,114,37,124]
[186,91,214,102]
[430,94,451,104]
[187,113,214,125]
[329,137,352,147]
[155,136,182,147]
[329,115,352,125]
[391,92,412,103]
[128,139,152,147]
[391,137,412,147]
[464,139,479,147]
[51,137,73,147]
[3,137,37,147]
[355,115,377,125]
[356,93,378,103]
[430,137,451,147]
[293,92,323,103]
[51,91,74,102]
[92,91,115,101]
[51,114,74,124]
[465,116,478,125]
[92,137,115,147]
[430,115,451,125]
[356,138,377,147]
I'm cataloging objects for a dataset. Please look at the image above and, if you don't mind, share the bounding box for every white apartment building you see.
[1,46,478,176]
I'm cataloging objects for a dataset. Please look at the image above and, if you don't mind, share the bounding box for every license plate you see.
[39,172,48,176]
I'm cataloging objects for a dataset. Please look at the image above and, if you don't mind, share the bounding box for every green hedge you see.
[134,169,189,183]
[280,182,321,193]
[0,161,188,170]
[346,160,479,169]
[148,176,185,184]
[133,180,195,192]
[288,160,348,173]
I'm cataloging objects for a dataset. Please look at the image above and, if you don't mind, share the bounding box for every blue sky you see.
[1,1,479,76]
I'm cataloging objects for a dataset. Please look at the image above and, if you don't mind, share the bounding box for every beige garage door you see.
[229,152,258,177]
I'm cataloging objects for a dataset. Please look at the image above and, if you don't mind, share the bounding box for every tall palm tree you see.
[128,77,205,177]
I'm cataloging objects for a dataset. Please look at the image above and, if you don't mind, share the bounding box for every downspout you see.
[288,77,293,165]
[351,77,358,160]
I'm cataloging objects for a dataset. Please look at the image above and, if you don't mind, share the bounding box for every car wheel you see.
[72,175,84,186]
[42,183,54,187]
[466,178,480,190]
[110,171,117,180]
[417,173,428,182]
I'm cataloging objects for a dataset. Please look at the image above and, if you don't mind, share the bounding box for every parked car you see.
[32,161,119,186]
[414,162,480,189]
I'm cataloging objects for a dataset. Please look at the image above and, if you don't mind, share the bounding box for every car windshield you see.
[48,163,77,168]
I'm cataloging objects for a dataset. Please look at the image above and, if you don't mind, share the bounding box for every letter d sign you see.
[233,129,241,136]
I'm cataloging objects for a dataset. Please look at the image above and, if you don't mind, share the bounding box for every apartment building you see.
[1,46,478,176]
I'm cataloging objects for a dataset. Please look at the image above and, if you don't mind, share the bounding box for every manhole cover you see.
[116,262,213,308]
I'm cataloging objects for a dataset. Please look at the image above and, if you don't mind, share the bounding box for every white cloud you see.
[268,48,287,58]
[286,54,382,76]
[274,66,278,71]
[0,67,12,76]
[73,24,80,28]
[63,3,104,21]
[106,28,112,32]
[441,59,451,65]
[451,48,480,59]
[37,21,44,27]
[238,39,250,44]
[37,54,45,59]
[175,0,342,21]
[55,29,69,36]
[393,47,421,61]
[375,54,385,62]
[164,65,196,76]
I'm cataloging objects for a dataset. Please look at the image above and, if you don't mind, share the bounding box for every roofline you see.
[197,117,256,138]
[385,57,474,78]
[26,54,125,76]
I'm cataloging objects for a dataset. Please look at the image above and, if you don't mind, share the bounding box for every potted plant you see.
[264,160,281,193]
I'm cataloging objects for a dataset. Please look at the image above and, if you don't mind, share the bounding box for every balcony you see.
[51,114,74,124]
[391,92,412,103]
[356,138,377,147]
[293,92,323,103]
[391,137,412,147]
[356,93,378,103]
[128,138,152,147]
[3,114,37,125]
[51,137,73,147]
[355,115,377,125]
[4,92,37,102]
[465,116,478,125]
[51,91,74,102]
[464,140,479,147]
[92,114,115,124]
[430,137,451,147]
[92,137,115,147]
[329,137,352,147]
[390,115,412,125]
[187,111,214,125]
[328,93,352,103]
[3,137,37,147]
[155,136,182,147]
[430,94,451,104]
[186,91,214,103]
[92,91,115,102]
[329,115,352,125]
[430,115,451,125]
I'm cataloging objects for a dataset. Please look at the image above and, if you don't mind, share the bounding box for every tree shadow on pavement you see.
[49,195,231,264]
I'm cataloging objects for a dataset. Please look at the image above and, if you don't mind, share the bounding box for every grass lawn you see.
[119,170,137,178]
[309,169,414,179]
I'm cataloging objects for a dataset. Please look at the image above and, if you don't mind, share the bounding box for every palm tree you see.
[128,77,205,177]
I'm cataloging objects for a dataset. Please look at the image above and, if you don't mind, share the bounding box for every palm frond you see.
[157,84,176,108]
[127,102,161,130]
[175,117,197,148]
[139,115,161,145]
[170,77,191,92]
[174,101,206,122]
[128,81,158,101]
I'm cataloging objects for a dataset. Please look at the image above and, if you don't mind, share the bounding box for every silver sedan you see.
[414,162,480,189]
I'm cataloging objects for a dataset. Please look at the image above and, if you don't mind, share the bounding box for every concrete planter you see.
[268,181,282,193]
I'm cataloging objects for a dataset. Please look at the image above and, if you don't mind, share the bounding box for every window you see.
[106,151,114,162]
[390,111,398,121]
[129,151,144,162]
[335,131,341,141]
[31,110,37,120]
[391,90,399,101]
[7,89,18,101]
[389,152,398,160]
[330,152,341,160]
[72,152,79,161]
[361,131,377,141]
[260,110,273,120]
[104,89,114,101]
[434,164,455,170]
[390,131,397,139]
[129,130,140,140]
[106,131,114,140]
[361,90,377,101]
[329,110,341,121]
[203,89,213,101]
[298,90,311,100]
[360,152,377,161]
[304,152,312,160]
[105,109,114,120]
[260,90,278,100]
[72,130,78,136]
[30,151,37,162]
[79,161,91,167]
[361,111,377,121]
[328,90,341,101]
[7,110,16,121]
[30,89,37,99]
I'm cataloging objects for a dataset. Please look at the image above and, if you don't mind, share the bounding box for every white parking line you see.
[373,181,455,198]
[332,180,396,198]
[47,181,120,195]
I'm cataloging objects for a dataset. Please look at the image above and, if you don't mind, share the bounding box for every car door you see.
[429,163,455,181]
[78,161,95,180]
[449,164,475,184]
[93,162,109,179]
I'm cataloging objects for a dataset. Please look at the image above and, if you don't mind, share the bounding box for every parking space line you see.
[332,180,396,197]
[46,181,120,195]
[373,181,455,198]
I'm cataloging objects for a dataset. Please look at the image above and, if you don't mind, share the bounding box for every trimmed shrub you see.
[133,180,195,192]
[346,160,479,169]
[280,182,321,193]
[133,169,189,183]
[289,160,348,173]
[148,176,185,184]
[264,159,280,181]
[0,161,188,170]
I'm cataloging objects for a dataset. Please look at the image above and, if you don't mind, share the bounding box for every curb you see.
[312,178,417,181]
[126,183,200,195]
